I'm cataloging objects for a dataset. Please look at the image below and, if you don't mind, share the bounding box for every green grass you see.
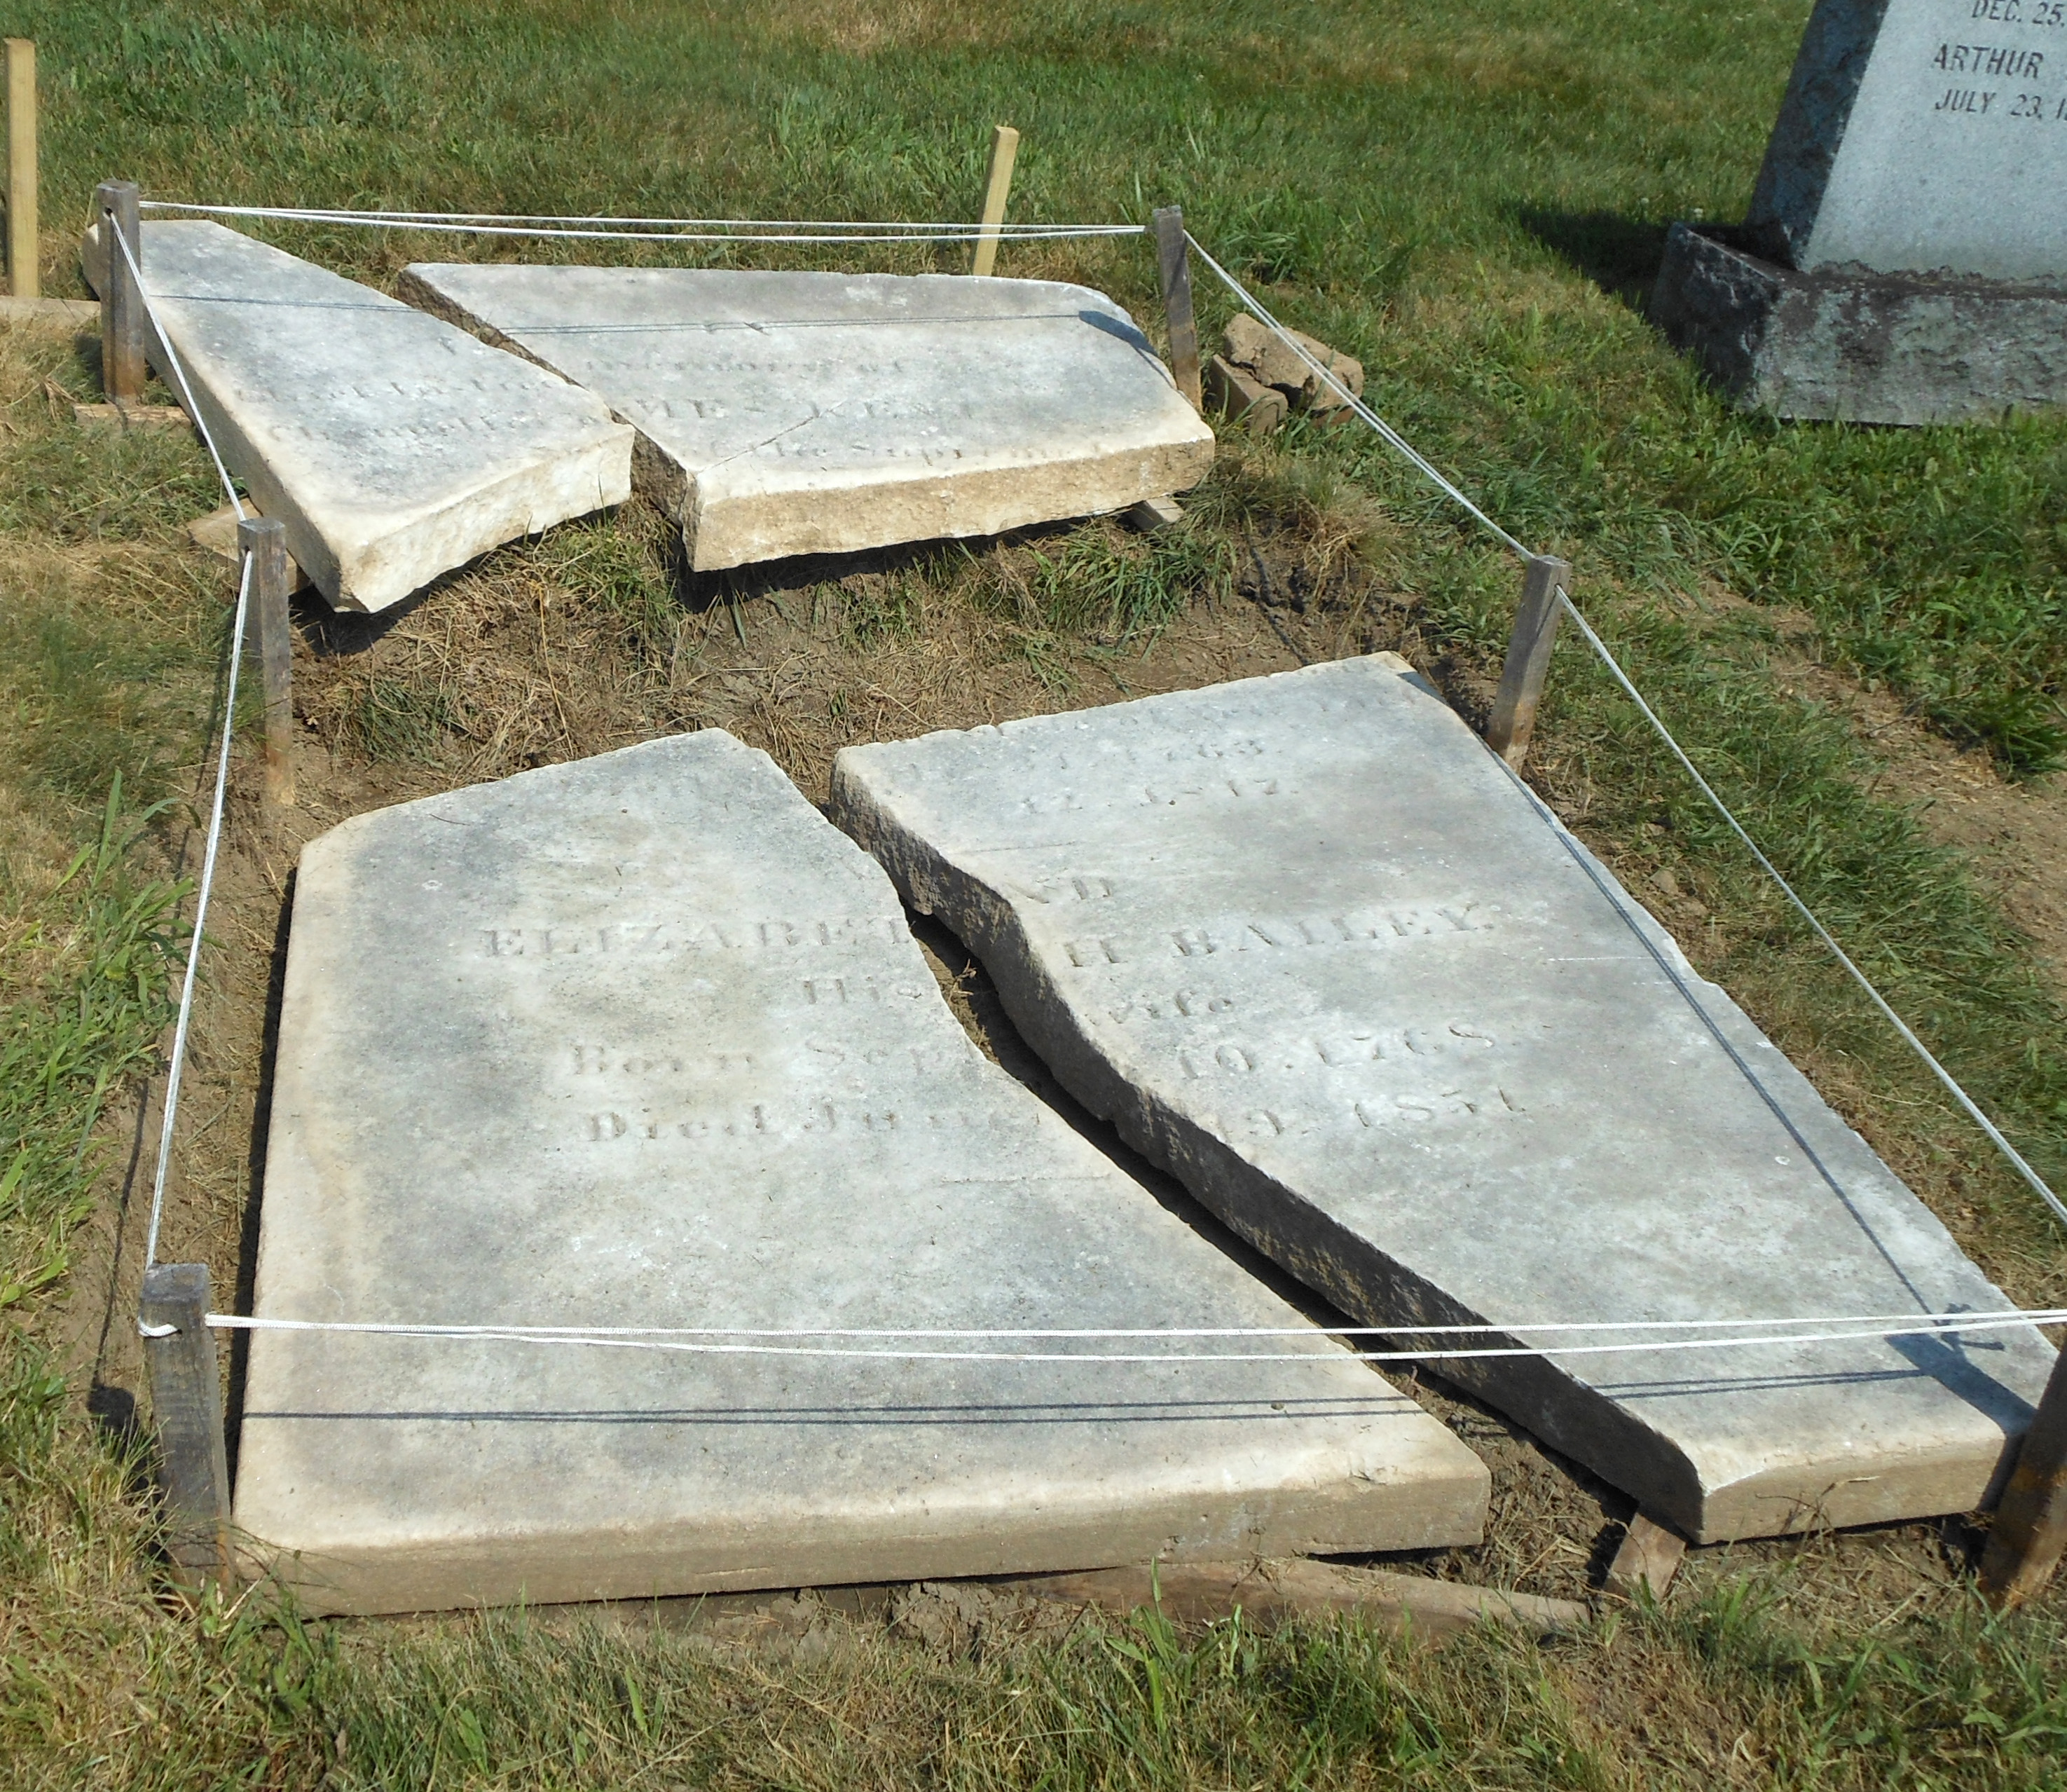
[5,0,2067,1785]
[3,0,2061,765]
[0,782,186,1313]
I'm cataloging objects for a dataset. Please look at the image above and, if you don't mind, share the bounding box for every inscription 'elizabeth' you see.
[480,916,907,957]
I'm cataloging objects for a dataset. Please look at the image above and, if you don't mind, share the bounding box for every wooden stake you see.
[96,179,144,404]
[1485,554,1572,768]
[140,1263,233,1587]
[1979,1343,2067,1610]
[969,123,1018,277]
[1151,206,1201,411]
[4,40,35,300]
[240,517,295,807]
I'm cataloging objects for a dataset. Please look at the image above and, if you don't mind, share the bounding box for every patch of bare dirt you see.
[43,500,2045,1634]
[1794,662,2067,1001]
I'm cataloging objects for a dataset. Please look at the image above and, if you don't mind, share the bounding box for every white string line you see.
[140,199,1144,235]
[108,212,261,1268]
[1556,594,2067,1230]
[144,554,252,1269]
[1181,233,1530,560]
[107,220,245,521]
[156,1310,2067,1362]
[179,1304,2065,1340]
[135,201,1141,247]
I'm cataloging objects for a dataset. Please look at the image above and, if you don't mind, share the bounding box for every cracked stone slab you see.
[131,221,632,612]
[397,264,1215,570]
[235,730,1486,1614]
[830,655,2057,1543]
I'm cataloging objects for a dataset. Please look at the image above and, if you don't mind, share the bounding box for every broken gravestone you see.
[1650,0,2067,421]
[110,221,633,611]
[397,264,1215,570]
[234,729,1488,1614]
[830,655,2057,1543]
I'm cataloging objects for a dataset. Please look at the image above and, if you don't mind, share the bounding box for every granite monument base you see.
[1649,223,2067,426]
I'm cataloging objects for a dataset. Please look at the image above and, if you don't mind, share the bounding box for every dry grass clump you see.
[287,455,1412,812]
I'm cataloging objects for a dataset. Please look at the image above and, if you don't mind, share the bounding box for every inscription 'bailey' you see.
[832,653,2058,1545]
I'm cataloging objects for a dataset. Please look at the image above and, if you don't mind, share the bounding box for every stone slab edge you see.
[828,655,2045,1542]
[1649,222,2067,424]
[395,266,696,544]
[111,224,634,612]
[396,266,1217,571]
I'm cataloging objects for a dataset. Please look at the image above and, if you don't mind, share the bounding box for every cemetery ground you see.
[2,0,2067,1784]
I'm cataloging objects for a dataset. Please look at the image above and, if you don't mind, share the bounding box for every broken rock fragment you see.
[1204,354,1289,433]
[1221,313,1364,422]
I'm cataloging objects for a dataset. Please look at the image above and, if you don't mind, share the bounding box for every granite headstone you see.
[1651,0,2067,420]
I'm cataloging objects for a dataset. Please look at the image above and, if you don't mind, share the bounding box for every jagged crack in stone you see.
[397,264,1214,570]
[237,730,1485,1613]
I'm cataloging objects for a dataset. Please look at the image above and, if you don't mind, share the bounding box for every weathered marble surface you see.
[235,730,1486,1614]
[132,222,631,612]
[1747,0,2067,279]
[398,264,1214,570]
[831,655,2058,1543]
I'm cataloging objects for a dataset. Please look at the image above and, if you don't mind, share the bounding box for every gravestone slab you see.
[830,656,2058,1543]
[235,730,1486,1615]
[1651,0,2067,420]
[131,222,633,613]
[1747,0,2066,281]
[397,264,1215,570]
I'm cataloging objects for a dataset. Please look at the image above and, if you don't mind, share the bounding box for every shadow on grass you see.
[1516,206,1673,311]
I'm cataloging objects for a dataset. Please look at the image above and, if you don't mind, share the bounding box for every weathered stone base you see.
[1648,222,2067,425]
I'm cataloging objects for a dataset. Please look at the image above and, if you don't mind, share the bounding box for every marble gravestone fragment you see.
[1747,0,2066,281]
[130,222,632,612]
[398,264,1215,570]
[235,730,1487,1615]
[1649,0,2067,420]
[830,656,2058,1543]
